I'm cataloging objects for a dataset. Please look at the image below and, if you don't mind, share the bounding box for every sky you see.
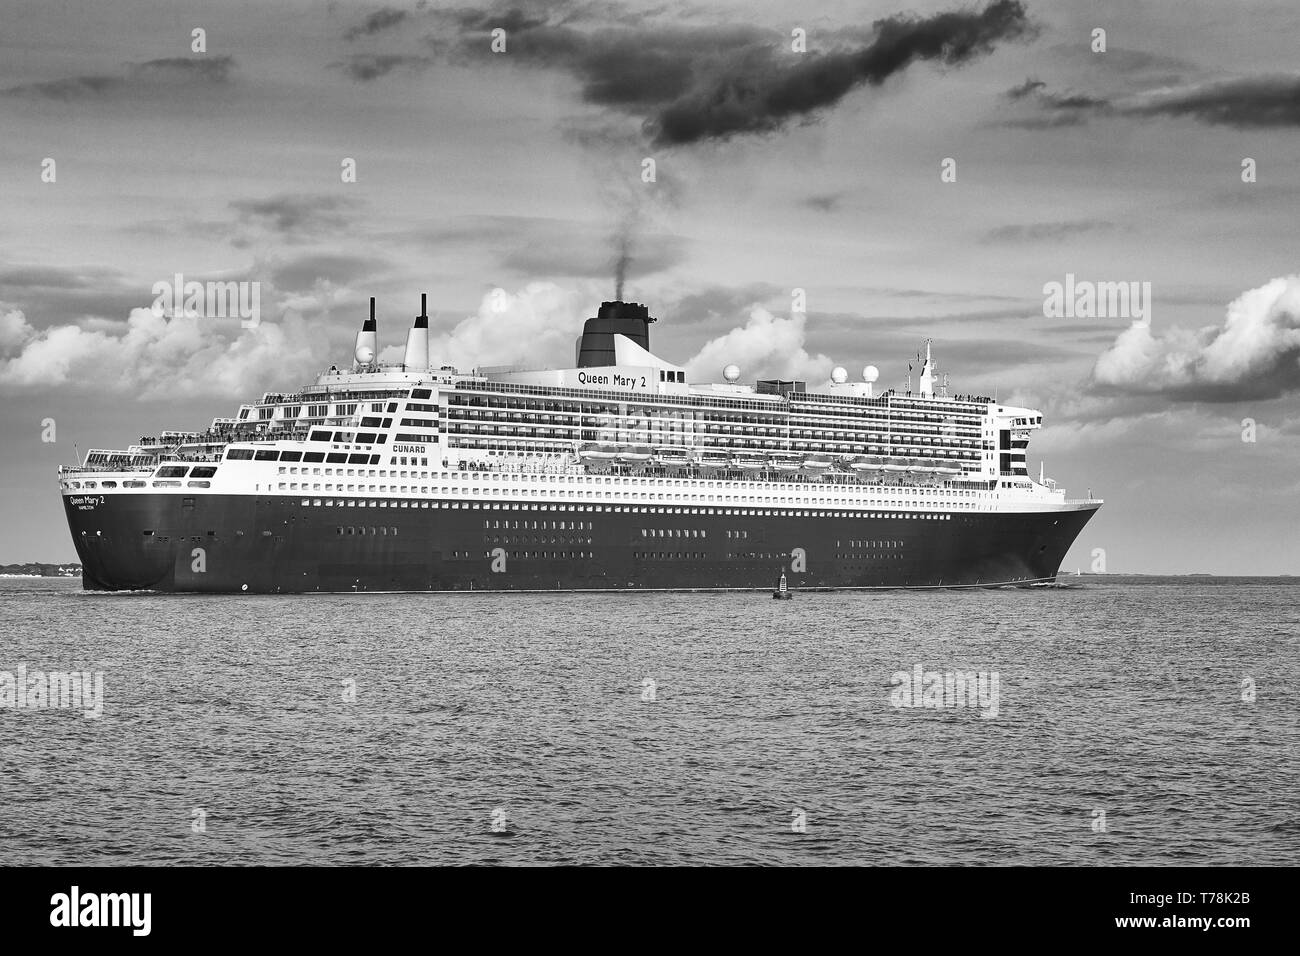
[1,0,1298,572]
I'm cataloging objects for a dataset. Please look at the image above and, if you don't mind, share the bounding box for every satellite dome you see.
[723,364,741,383]
[863,365,879,383]
[831,366,848,384]
[355,345,375,364]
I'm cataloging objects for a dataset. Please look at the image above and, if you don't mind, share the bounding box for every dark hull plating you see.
[65,493,1099,593]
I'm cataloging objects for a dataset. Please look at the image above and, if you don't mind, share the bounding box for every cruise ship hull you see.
[65,493,1099,593]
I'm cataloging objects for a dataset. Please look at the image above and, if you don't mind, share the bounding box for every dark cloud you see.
[332,53,433,81]
[411,214,686,286]
[651,1,1034,145]
[269,254,387,293]
[433,1,1033,146]
[1005,73,1300,130]
[448,6,551,34]
[999,112,1093,130]
[1,75,121,100]
[344,7,410,41]
[982,219,1120,243]
[801,193,843,213]
[1005,77,1045,100]
[1044,43,1196,84]
[999,78,1111,126]
[229,194,363,241]
[1125,74,1300,128]
[0,264,140,326]
[661,283,783,324]
[2,56,235,100]
[129,57,236,82]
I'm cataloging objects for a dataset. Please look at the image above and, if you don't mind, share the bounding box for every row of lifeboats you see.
[577,446,964,475]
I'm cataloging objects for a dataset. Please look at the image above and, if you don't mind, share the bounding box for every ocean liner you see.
[59,296,1100,592]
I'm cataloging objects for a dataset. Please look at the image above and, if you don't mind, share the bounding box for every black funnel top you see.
[363,296,377,332]
[414,292,428,329]
[577,300,656,368]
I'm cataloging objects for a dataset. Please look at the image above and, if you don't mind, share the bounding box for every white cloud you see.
[0,309,33,351]
[0,307,329,398]
[1092,274,1300,399]
[685,307,833,384]
[424,282,589,371]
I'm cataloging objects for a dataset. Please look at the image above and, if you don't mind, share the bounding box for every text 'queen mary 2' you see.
[59,296,1101,593]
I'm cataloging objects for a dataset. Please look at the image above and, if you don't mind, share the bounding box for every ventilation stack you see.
[354,297,378,367]
[404,293,429,371]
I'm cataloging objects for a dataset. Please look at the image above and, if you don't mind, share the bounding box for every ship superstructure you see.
[59,296,1100,592]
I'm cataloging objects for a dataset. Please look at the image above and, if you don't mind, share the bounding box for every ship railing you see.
[59,463,157,475]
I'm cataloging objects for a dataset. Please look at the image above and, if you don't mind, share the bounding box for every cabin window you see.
[226,448,254,460]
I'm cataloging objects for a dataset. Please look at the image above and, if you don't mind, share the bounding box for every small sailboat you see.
[772,571,793,599]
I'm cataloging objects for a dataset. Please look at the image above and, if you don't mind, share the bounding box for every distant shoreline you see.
[0,563,82,577]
